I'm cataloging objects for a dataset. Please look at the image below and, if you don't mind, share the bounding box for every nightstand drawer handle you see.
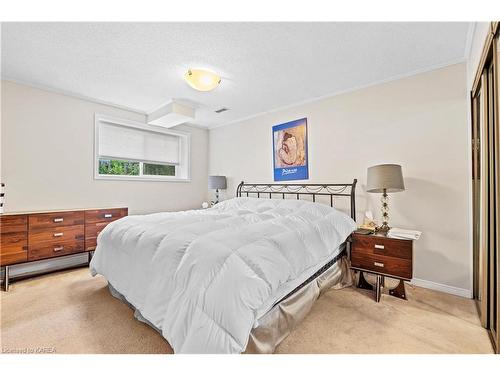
[53,217,64,223]
[374,244,385,250]
[53,246,64,252]
[53,232,63,237]
[374,262,384,268]
[104,214,113,218]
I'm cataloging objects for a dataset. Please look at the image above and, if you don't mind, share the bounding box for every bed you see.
[90,180,357,354]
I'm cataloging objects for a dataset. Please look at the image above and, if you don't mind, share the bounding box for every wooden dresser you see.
[1,207,127,290]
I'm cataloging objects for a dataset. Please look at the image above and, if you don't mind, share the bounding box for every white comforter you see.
[90,197,356,353]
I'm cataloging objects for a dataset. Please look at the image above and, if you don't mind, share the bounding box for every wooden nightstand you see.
[350,232,413,302]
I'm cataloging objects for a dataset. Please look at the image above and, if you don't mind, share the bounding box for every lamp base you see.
[376,224,391,234]
[377,189,390,235]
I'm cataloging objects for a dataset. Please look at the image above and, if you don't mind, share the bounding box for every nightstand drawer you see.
[351,252,412,280]
[352,234,412,259]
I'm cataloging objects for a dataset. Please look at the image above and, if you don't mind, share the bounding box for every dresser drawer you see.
[85,221,109,239]
[352,234,412,259]
[29,211,84,230]
[29,224,84,245]
[28,240,84,261]
[85,208,127,224]
[1,232,28,252]
[85,237,98,251]
[0,216,28,266]
[351,252,412,280]
[1,215,28,234]
[84,222,110,251]
[1,232,28,266]
[1,250,28,266]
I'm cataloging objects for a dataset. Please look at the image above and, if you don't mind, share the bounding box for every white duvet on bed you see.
[90,197,356,353]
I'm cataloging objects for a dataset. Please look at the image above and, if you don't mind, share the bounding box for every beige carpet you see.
[0,267,493,354]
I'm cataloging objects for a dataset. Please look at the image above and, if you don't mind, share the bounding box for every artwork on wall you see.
[272,118,309,181]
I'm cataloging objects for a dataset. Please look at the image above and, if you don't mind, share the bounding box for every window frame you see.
[94,114,191,182]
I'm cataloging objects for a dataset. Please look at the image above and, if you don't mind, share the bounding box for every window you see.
[94,114,190,181]
[98,159,140,176]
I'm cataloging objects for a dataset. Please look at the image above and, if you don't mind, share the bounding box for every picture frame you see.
[272,118,309,181]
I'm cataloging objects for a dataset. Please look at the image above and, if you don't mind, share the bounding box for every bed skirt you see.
[245,256,352,353]
[107,255,353,354]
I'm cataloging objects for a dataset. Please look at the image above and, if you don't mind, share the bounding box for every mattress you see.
[90,197,356,353]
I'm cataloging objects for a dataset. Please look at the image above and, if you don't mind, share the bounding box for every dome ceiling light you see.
[184,68,221,92]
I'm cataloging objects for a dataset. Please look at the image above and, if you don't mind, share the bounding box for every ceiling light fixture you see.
[184,68,221,92]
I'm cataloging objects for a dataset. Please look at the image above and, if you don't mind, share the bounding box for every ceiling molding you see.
[2,76,210,131]
[464,22,476,60]
[1,76,147,116]
[209,58,467,130]
[173,122,209,131]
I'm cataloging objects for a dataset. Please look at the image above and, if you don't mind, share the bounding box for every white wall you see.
[1,80,208,214]
[467,22,491,89]
[209,63,471,295]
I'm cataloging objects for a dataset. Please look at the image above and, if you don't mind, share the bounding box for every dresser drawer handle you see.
[53,218,64,223]
[374,262,384,268]
[53,232,63,237]
[104,214,113,218]
[374,244,385,250]
[53,246,64,252]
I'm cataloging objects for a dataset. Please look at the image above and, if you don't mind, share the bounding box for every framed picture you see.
[272,118,309,181]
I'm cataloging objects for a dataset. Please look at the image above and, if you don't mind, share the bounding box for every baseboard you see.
[410,278,473,299]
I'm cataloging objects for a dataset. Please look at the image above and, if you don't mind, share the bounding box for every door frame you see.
[470,21,499,353]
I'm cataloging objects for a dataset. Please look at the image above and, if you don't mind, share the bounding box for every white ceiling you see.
[1,22,471,128]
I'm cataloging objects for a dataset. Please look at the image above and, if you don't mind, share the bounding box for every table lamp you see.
[208,175,227,205]
[366,164,405,233]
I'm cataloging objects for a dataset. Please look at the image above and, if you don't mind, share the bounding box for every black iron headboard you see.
[236,179,357,221]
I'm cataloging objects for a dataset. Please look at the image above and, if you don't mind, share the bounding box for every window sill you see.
[94,175,191,182]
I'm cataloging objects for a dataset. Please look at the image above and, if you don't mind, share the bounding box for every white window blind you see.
[98,122,180,165]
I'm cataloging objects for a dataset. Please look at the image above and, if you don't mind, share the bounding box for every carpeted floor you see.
[0,267,493,354]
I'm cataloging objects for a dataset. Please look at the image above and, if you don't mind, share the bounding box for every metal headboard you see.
[236,179,357,221]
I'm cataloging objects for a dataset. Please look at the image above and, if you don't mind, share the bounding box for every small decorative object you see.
[366,164,405,234]
[359,210,377,231]
[208,175,227,205]
[201,201,209,209]
[272,118,308,181]
[0,182,4,214]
